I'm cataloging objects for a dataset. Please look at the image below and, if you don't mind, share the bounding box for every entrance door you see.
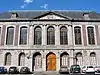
[47,53,56,71]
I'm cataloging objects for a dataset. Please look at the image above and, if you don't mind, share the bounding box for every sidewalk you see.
[33,71,59,75]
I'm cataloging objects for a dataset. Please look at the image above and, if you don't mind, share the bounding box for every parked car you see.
[20,67,30,74]
[0,66,7,74]
[95,66,100,73]
[9,66,19,74]
[70,65,81,73]
[81,66,87,73]
[59,66,69,74]
[85,66,95,73]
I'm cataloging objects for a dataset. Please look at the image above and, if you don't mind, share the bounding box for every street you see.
[0,72,100,75]
[33,71,100,75]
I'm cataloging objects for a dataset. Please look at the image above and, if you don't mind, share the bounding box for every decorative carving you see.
[68,24,72,27]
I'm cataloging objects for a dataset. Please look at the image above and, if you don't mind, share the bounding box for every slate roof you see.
[0,10,100,20]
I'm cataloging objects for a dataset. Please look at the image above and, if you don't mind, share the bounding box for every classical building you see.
[0,10,100,72]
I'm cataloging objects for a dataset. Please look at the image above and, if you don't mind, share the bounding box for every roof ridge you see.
[8,10,95,13]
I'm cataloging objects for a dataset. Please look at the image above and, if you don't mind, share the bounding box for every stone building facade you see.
[0,11,100,71]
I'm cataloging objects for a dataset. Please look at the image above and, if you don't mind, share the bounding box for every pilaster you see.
[68,25,73,46]
[56,53,60,71]
[55,25,60,45]
[29,25,33,46]
[42,25,47,45]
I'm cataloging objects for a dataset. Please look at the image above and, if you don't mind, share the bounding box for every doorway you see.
[46,53,56,71]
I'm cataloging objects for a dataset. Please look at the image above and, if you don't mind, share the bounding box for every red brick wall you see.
[1,25,6,46]
[95,25,100,45]
[82,25,87,46]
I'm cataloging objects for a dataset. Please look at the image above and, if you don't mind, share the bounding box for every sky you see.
[0,0,100,13]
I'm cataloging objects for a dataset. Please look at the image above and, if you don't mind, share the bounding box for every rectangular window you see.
[34,27,42,45]
[19,27,27,45]
[87,27,95,45]
[6,27,14,45]
[74,27,82,45]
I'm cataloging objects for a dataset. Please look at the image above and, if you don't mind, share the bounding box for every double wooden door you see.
[47,54,56,71]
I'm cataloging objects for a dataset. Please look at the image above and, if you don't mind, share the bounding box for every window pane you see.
[60,27,68,45]
[19,54,25,66]
[34,27,42,45]
[47,27,55,45]
[19,27,27,45]
[74,27,82,44]
[34,55,42,69]
[5,53,11,65]
[6,27,14,45]
[60,54,69,66]
[87,27,95,44]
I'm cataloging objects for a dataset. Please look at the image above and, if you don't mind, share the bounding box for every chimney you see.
[11,13,18,19]
[83,13,90,20]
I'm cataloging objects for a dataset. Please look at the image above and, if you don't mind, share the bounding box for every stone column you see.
[69,50,74,67]
[42,25,47,45]
[42,51,46,71]
[68,25,73,46]
[55,25,60,45]
[29,25,33,46]
[56,54,60,71]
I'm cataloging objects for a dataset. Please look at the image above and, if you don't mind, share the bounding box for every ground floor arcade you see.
[0,49,99,71]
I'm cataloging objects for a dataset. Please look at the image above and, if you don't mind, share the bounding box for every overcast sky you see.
[0,0,100,12]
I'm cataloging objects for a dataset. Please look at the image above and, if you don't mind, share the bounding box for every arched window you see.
[5,53,11,65]
[74,26,82,44]
[60,52,69,67]
[90,52,96,65]
[34,26,42,45]
[47,26,55,45]
[32,52,42,71]
[19,26,27,45]
[19,53,25,66]
[76,52,83,66]
[87,27,95,45]
[6,27,14,45]
[60,26,68,45]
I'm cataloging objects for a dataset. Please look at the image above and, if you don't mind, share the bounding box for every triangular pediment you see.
[34,12,71,20]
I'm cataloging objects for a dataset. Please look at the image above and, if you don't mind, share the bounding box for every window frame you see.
[19,26,28,46]
[34,26,42,45]
[60,26,68,45]
[47,26,55,45]
[5,52,11,66]
[87,27,95,45]
[74,26,82,45]
[18,53,25,66]
[60,52,69,67]
[86,25,97,45]
[90,52,96,65]
[6,26,15,45]
[5,26,15,46]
